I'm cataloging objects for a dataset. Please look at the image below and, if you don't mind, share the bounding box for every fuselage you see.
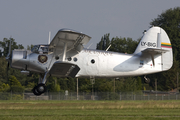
[11,48,162,78]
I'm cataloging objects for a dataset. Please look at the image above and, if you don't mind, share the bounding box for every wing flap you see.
[49,61,80,78]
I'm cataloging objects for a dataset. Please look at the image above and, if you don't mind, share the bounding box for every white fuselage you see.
[11,48,163,78]
[68,49,162,78]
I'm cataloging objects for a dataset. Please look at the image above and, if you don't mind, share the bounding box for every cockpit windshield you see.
[31,45,50,54]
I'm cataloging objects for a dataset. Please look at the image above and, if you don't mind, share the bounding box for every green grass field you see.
[0,100,180,120]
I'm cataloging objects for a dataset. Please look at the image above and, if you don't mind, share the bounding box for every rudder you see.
[158,27,173,71]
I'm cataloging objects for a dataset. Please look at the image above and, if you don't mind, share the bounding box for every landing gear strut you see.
[32,72,49,96]
[144,76,150,84]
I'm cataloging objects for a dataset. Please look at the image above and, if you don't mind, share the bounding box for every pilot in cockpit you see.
[31,45,49,54]
[39,45,48,54]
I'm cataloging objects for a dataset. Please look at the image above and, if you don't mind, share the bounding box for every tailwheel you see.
[32,84,46,96]
[144,76,150,84]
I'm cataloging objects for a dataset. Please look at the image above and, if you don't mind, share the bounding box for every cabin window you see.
[73,57,77,62]
[55,56,59,60]
[67,57,72,61]
[91,59,95,64]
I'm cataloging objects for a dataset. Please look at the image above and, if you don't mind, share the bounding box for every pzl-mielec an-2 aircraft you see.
[6,26,173,95]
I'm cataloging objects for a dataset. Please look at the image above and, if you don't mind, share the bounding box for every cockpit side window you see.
[40,46,49,54]
[31,45,50,54]
[31,45,39,53]
[31,45,49,54]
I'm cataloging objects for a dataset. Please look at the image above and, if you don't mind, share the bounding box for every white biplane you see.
[6,26,173,95]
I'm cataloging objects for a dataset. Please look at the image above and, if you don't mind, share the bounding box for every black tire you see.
[32,86,42,96]
[37,83,46,94]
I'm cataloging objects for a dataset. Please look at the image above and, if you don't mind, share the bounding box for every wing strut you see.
[40,71,49,84]
[73,35,85,48]
[150,53,155,67]
[62,42,67,61]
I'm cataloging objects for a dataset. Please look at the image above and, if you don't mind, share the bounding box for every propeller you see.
[6,40,12,82]
[6,40,11,60]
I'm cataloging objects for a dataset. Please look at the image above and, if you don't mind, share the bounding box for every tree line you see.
[0,7,180,93]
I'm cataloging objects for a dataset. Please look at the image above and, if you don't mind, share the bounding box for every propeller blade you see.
[6,40,12,82]
[6,40,11,60]
[6,61,9,81]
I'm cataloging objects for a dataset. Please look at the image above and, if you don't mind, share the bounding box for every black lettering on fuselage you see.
[141,42,156,47]
[82,50,113,56]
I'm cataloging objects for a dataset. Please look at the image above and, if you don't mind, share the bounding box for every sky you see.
[0,0,179,49]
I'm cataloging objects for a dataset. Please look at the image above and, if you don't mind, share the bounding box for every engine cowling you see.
[11,49,29,70]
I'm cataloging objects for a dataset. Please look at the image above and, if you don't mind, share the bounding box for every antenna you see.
[106,44,111,51]
[48,31,51,44]
[87,43,93,49]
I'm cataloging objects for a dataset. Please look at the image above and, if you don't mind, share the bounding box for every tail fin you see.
[134,26,173,71]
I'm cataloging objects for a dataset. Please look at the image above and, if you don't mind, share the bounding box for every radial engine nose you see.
[11,49,29,70]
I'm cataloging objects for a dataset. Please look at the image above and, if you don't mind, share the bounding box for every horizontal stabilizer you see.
[141,48,170,67]
[141,48,168,54]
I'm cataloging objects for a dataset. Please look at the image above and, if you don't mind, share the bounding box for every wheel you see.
[32,86,42,96]
[36,83,46,94]
[32,84,46,96]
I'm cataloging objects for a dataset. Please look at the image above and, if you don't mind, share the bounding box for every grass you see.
[0,100,180,120]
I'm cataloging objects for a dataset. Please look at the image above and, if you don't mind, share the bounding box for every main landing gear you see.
[32,83,47,96]
[32,72,48,96]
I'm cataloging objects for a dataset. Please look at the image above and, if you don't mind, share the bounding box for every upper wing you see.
[49,28,91,55]
[47,29,91,77]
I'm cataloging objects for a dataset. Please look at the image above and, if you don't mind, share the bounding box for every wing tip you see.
[59,28,81,33]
